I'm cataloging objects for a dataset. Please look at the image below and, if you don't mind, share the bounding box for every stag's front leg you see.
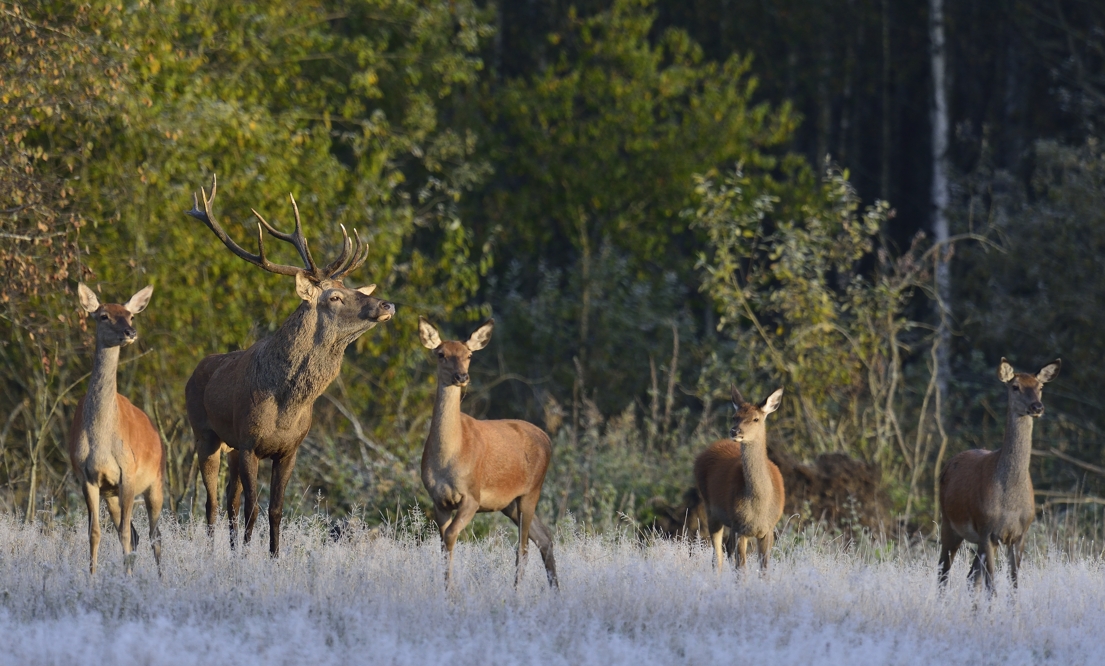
[267,451,298,557]
[1008,537,1026,589]
[226,449,242,549]
[238,448,260,546]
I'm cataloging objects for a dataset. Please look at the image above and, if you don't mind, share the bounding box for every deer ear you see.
[761,388,784,415]
[356,284,377,296]
[1037,359,1061,384]
[465,318,494,351]
[124,285,153,314]
[295,272,322,301]
[77,283,100,313]
[998,358,1015,383]
[418,317,442,350]
[730,384,744,407]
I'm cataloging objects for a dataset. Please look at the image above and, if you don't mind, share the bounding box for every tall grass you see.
[0,509,1101,665]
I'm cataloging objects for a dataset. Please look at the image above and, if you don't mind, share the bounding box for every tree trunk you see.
[929,0,951,398]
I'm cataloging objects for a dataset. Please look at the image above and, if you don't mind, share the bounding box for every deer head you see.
[186,175,395,339]
[78,283,153,348]
[729,385,784,442]
[419,317,494,388]
[998,357,1061,418]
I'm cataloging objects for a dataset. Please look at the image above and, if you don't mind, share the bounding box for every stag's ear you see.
[761,388,784,415]
[465,318,494,351]
[124,285,153,314]
[77,283,100,313]
[998,358,1016,383]
[730,384,744,407]
[1037,359,1061,384]
[356,284,377,297]
[418,317,442,350]
[295,272,322,302]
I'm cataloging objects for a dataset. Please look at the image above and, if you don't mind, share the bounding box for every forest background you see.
[2,0,1104,536]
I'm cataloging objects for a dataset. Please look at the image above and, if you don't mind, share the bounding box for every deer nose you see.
[123,328,137,341]
[730,427,739,440]
[1028,402,1044,417]
[454,372,469,385]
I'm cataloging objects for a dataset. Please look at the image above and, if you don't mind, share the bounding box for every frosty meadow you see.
[0,512,1102,665]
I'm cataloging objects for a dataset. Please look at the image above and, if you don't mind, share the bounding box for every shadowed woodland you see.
[3,0,1105,538]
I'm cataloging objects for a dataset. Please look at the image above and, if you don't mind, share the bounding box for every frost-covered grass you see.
[0,509,1101,665]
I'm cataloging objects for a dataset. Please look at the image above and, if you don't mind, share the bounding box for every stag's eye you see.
[329,295,342,303]
[1012,385,1020,391]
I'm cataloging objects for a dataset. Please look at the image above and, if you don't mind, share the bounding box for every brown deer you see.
[694,386,785,572]
[184,175,394,556]
[938,357,1060,593]
[418,317,558,589]
[67,283,165,575]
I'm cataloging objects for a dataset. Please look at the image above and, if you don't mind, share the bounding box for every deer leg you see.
[938,517,962,588]
[758,531,775,572]
[197,438,222,536]
[736,535,749,569]
[82,482,101,575]
[144,484,164,576]
[117,484,137,574]
[513,493,543,588]
[504,497,559,587]
[441,496,479,589]
[1008,537,1025,589]
[267,451,298,557]
[225,449,242,549]
[237,449,260,546]
[708,518,726,573]
[434,505,454,542]
[981,537,997,596]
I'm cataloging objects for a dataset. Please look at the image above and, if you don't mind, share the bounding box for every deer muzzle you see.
[1028,402,1044,417]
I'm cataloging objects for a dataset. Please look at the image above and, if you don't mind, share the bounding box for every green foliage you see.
[692,162,930,469]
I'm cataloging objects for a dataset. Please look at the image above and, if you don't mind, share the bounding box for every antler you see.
[186,175,370,282]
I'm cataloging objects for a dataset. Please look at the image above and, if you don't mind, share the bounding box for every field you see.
[0,510,1101,666]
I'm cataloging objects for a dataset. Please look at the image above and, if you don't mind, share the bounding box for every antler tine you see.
[185,174,303,277]
[249,194,318,276]
[329,227,370,280]
[319,223,354,278]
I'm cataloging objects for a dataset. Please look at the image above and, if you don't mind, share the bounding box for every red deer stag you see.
[418,317,558,589]
[694,386,785,572]
[938,357,1060,593]
[67,283,165,575]
[184,175,394,556]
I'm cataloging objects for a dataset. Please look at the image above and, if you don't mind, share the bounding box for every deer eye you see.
[99,313,109,321]
[753,418,759,422]
[329,295,342,303]
[1012,385,1020,391]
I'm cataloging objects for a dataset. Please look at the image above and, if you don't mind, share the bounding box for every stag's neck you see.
[83,345,120,434]
[740,437,774,501]
[996,411,1034,487]
[255,304,346,408]
[426,383,465,464]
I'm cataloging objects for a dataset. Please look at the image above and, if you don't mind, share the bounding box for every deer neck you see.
[426,383,465,464]
[83,343,121,437]
[740,436,774,501]
[254,303,346,408]
[996,409,1034,486]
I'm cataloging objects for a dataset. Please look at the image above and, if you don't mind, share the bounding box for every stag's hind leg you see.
[196,431,223,536]
[236,449,261,546]
[938,517,963,587]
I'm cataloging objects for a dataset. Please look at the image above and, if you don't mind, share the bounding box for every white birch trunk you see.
[929,0,951,397]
